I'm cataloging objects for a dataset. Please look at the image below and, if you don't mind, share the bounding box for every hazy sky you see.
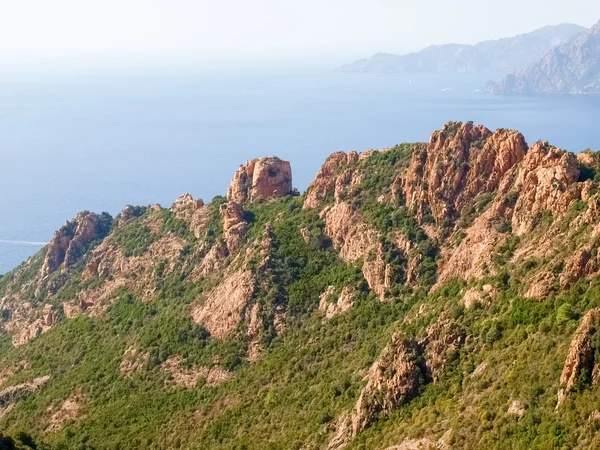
[1,0,600,70]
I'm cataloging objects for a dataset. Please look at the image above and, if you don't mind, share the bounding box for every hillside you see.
[486,20,600,94]
[335,23,586,74]
[3,122,600,449]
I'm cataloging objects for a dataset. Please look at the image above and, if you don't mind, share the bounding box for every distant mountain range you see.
[336,23,587,74]
[486,20,600,94]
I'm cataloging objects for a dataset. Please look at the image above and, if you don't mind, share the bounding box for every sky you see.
[1,0,600,71]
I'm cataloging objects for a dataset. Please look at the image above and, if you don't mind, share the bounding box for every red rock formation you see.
[509,142,582,235]
[304,151,359,209]
[227,157,292,203]
[402,122,527,226]
[321,202,396,299]
[42,211,112,277]
[220,202,245,232]
[420,314,465,382]
[557,308,600,407]
[171,194,211,238]
[118,205,136,226]
[329,334,425,449]
[318,286,356,319]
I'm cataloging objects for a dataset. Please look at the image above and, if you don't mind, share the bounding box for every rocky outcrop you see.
[486,21,600,94]
[0,375,50,418]
[402,122,527,226]
[329,334,427,449]
[227,157,292,203]
[321,202,398,300]
[192,270,256,339]
[82,234,188,305]
[118,205,147,227]
[220,202,248,253]
[171,194,212,238]
[509,142,581,235]
[330,313,465,448]
[2,303,59,347]
[319,286,357,319]
[435,208,507,286]
[461,284,497,309]
[45,394,83,433]
[420,314,465,382]
[41,211,113,278]
[304,151,359,209]
[557,308,600,408]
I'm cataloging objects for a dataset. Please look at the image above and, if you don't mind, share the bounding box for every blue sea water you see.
[1,69,600,274]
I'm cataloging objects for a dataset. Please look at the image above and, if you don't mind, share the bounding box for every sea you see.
[2,69,600,274]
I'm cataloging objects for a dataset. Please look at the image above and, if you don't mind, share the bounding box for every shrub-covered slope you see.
[2,123,600,449]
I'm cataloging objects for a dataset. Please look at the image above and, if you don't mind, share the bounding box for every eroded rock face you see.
[0,375,50,418]
[45,394,83,433]
[557,308,600,408]
[227,157,292,203]
[304,151,358,209]
[329,334,426,449]
[171,194,211,238]
[329,313,465,448]
[42,211,113,278]
[191,270,256,339]
[220,202,245,232]
[403,122,527,226]
[420,314,465,382]
[510,142,582,235]
[318,286,357,319]
[321,202,398,300]
[3,303,59,347]
[118,205,147,227]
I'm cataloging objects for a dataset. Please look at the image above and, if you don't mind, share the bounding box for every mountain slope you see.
[486,20,600,94]
[3,123,600,449]
[336,23,587,74]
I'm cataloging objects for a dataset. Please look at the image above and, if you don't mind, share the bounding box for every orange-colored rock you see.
[420,314,465,382]
[45,394,83,433]
[329,334,425,449]
[192,270,256,339]
[321,202,395,299]
[171,194,211,238]
[220,202,245,232]
[161,355,230,389]
[227,157,292,203]
[436,208,507,287]
[319,286,356,319]
[42,211,113,277]
[403,122,527,226]
[304,151,358,209]
[120,346,149,378]
[510,142,582,235]
[557,308,600,408]
[119,205,137,226]
[561,245,600,287]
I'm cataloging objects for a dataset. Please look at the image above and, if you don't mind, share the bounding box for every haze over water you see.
[2,69,600,274]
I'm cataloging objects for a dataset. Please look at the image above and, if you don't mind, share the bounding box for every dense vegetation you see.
[2,141,600,450]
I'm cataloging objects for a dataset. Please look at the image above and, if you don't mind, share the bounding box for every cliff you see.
[3,124,600,449]
[486,20,600,94]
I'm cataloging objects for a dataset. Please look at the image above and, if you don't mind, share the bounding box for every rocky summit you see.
[3,123,600,449]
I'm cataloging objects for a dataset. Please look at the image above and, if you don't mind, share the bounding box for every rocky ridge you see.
[3,124,600,448]
[486,20,600,94]
[336,23,586,74]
